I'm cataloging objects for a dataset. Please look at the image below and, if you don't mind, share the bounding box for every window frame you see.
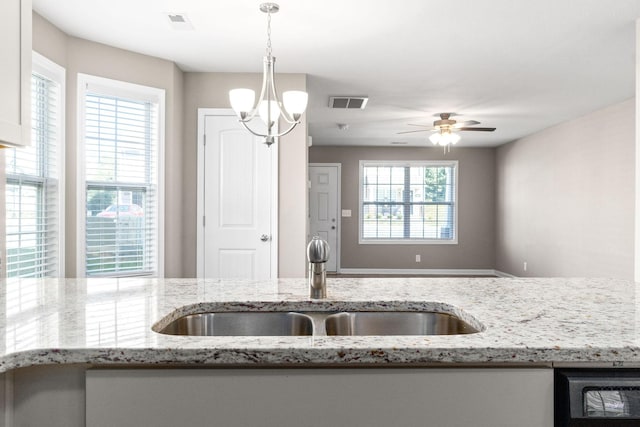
[358,160,459,245]
[76,73,165,278]
[4,51,65,278]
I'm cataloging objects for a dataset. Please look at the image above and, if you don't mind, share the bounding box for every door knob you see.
[260,234,270,242]
[331,226,336,230]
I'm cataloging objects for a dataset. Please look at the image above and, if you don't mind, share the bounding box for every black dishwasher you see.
[556,369,640,426]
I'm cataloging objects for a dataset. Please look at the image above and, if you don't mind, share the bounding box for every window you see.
[359,160,458,244]
[78,74,164,277]
[5,52,65,277]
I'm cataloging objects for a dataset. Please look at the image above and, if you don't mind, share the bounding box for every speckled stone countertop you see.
[1,277,638,372]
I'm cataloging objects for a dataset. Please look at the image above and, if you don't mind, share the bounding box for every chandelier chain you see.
[266,11,272,57]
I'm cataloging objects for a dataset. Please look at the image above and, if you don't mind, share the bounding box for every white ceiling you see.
[33,0,640,147]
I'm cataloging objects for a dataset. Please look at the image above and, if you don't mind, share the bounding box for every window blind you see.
[83,90,159,277]
[5,72,61,277]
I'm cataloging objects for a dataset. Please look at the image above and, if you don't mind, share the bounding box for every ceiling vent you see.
[329,96,369,109]
[166,13,194,31]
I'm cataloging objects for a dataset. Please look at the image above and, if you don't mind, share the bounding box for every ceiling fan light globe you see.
[429,133,440,145]
[451,133,461,144]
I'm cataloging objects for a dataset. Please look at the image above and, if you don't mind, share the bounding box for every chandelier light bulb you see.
[229,89,256,117]
[283,91,308,116]
[258,100,282,125]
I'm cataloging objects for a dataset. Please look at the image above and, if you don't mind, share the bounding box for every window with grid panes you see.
[79,75,164,277]
[5,54,64,277]
[359,161,458,244]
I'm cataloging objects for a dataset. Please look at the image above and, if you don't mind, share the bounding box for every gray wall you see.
[635,20,639,282]
[495,98,635,279]
[309,146,496,270]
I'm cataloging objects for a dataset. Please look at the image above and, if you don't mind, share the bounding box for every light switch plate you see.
[341,209,352,217]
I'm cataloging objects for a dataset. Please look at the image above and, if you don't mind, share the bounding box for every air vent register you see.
[329,96,369,109]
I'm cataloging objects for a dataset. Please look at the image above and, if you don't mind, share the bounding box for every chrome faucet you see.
[307,236,330,299]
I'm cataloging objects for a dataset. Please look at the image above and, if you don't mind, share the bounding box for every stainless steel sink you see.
[158,312,314,336]
[155,309,481,337]
[324,311,479,336]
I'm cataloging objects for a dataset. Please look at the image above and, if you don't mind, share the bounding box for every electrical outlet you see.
[523,261,527,272]
[415,254,421,263]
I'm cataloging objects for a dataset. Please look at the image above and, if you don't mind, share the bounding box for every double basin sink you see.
[156,311,481,337]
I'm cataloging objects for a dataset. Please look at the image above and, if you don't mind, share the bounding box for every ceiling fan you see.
[398,113,496,150]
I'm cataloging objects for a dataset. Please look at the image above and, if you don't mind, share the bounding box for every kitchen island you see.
[2,276,638,426]
[3,276,638,368]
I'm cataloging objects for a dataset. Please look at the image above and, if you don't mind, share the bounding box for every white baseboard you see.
[337,268,502,277]
[494,270,517,278]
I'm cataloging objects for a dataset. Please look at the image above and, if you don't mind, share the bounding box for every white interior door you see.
[309,164,339,272]
[199,113,275,279]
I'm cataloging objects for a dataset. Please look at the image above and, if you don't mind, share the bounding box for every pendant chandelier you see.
[229,3,308,147]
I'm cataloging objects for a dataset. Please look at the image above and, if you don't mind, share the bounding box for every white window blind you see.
[360,161,458,244]
[81,79,162,277]
[5,67,63,277]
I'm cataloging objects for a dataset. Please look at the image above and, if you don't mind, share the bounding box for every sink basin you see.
[155,308,481,337]
[324,311,479,336]
[158,312,314,336]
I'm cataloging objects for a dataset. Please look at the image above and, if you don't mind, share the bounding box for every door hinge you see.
[203,134,206,146]
[203,216,206,227]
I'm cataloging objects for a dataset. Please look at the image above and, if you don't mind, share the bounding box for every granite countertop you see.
[1,277,638,372]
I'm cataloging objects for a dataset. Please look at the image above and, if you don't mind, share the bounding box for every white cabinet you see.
[86,368,554,427]
[0,0,31,147]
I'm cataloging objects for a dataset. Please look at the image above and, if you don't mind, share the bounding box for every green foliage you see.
[424,168,448,202]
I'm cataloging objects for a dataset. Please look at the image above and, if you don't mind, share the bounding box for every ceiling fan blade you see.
[407,123,433,128]
[396,129,432,134]
[458,127,496,132]
[453,120,480,128]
